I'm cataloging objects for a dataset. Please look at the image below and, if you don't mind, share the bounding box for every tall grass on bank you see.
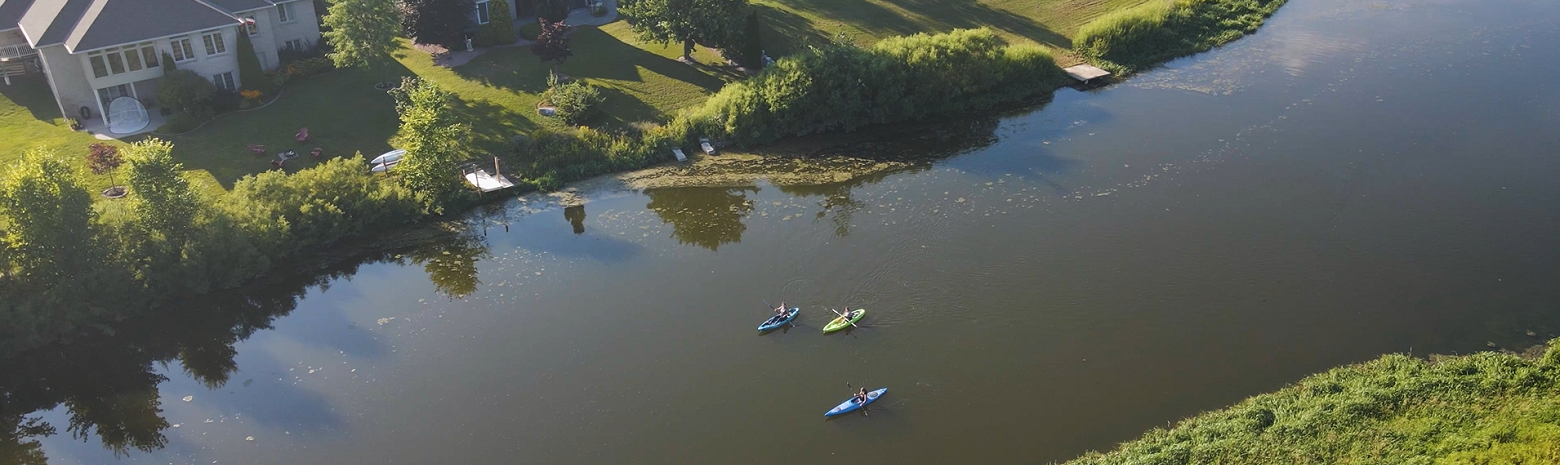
[1075,0,1288,74]
[503,28,1069,188]
[1065,341,1560,465]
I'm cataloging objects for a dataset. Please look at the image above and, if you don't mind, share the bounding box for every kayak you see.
[758,307,799,331]
[370,149,406,165]
[822,309,865,333]
[825,388,887,417]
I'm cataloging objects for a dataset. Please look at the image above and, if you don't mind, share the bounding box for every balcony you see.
[0,43,36,62]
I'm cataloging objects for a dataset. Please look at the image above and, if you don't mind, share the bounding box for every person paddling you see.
[853,387,869,404]
[774,302,788,316]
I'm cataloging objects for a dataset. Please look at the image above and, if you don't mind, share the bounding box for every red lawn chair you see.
[310,147,322,159]
[270,159,284,169]
[295,127,309,142]
[248,143,266,155]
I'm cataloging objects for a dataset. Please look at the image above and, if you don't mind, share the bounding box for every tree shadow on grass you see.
[449,47,553,95]
[453,96,540,155]
[559,27,727,93]
[754,4,833,57]
[590,85,667,129]
[882,0,1072,48]
[153,64,412,190]
[0,74,65,122]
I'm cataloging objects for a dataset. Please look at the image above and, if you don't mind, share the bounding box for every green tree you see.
[389,78,471,212]
[619,0,750,60]
[125,139,200,241]
[235,32,274,95]
[476,0,516,46]
[324,0,402,69]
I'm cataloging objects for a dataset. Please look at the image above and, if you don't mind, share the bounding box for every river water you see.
[14,0,1560,463]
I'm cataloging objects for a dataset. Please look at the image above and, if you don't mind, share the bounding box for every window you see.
[87,42,158,78]
[171,37,195,62]
[285,39,304,51]
[474,0,491,24]
[202,31,226,56]
[242,16,258,35]
[212,72,235,91]
[277,2,294,23]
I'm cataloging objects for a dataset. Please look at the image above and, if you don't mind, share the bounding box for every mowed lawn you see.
[3,0,1155,192]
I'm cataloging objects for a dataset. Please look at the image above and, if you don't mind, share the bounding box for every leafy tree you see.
[159,52,176,74]
[125,139,200,241]
[389,78,471,212]
[0,148,110,283]
[619,0,750,60]
[324,0,402,69]
[476,0,516,46]
[235,32,273,95]
[530,20,572,68]
[156,70,214,117]
[86,143,124,189]
[399,0,476,47]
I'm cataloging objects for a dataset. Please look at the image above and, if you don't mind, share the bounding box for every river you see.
[11,0,1560,463]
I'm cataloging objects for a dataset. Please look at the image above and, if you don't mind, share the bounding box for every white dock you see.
[465,169,515,193]
[1063,64,1111,84]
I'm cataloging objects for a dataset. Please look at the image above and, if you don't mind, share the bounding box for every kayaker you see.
[853,387,869,404]
[774,302,788,316]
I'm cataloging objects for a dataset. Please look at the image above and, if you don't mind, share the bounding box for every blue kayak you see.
[825,388,887,417]
[758,308,799,331]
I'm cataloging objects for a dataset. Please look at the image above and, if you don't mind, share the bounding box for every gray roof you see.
[205,0,274,13]
[0,0,36,31]
[20,0,240,51]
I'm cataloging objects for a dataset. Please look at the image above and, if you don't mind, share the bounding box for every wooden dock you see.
[1063,64,1111,84]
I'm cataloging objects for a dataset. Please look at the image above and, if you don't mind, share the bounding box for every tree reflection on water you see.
[645,186,759,251]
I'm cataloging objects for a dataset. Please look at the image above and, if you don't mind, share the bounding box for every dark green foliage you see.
[508,126,666,189]
[160,52,176,74]
[235,33,274,96]
[545,72,602,124]
[519,20,542,40]
[1075,0,1289,74]
[476,0,516,46]
[619,0,751,54]
[684,28,1068,147]
[399,0,477,47]
[156,70,215,119]
[740,11,763,68]
[536,0,569,22]
[1066,340,1560,465]
[223,155,420,255]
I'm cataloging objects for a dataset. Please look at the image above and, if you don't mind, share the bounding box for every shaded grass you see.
[1064,342,1560,465]
[0,75,118,189]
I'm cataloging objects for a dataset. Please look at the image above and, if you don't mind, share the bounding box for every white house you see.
[0,0,321,134]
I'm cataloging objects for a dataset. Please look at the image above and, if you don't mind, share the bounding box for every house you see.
[0,0,321,134]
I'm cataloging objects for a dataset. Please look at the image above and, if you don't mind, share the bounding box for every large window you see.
[88,42,158,78]
[171,37,195,62]
[212,72,235,91]
[285,38,305,51]
[201,31,226,56]
[474,0,491,24]
[277,2,294,22]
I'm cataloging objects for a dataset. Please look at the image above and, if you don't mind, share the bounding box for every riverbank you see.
[1062,341,1560,465]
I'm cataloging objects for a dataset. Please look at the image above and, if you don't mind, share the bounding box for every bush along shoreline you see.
[1075,0,1290,74]
[1063,340,1560,465]
[1,14,1286,357]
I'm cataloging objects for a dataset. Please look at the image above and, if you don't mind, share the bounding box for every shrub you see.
[236,32,275,95]
[476,0,516,46]
[545,72,603,125]
[1075,0,1289,73]
[679,28,1066,147]
[399,0,477,47]
[288,56,336,77]
[389,77,473,213]
[223,155,420,254]
[157,69,215,118]
[210,90,242,113]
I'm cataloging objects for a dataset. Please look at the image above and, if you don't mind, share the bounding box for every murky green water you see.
[9,0,1560,463]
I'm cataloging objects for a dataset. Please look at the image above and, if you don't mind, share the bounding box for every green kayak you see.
[823,309,865,333]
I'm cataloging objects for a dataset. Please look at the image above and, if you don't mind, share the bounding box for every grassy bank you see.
[1064,342,1560,465]
[1075,0,1289,73]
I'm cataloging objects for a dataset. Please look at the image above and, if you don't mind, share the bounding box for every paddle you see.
[847,382,868,416]
[829,306,861,329]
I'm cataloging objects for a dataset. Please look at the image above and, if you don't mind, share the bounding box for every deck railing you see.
[0,44,36,61]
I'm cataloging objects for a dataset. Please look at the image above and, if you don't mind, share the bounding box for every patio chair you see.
[310,147,323,159]
[270,159,285,168]
[248,143,266,155]
[295,127,309,142]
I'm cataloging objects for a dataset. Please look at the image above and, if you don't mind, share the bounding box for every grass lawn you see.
[4,0,1165,192]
